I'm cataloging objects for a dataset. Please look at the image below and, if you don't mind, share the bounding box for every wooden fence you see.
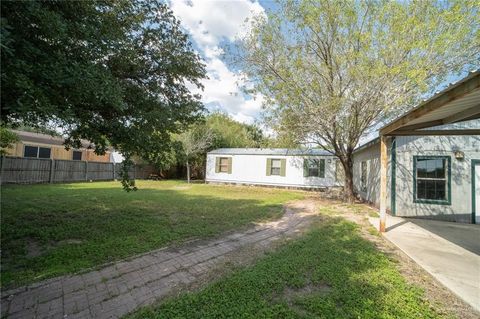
[0,156,156,184]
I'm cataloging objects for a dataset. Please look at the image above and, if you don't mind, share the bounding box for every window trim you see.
[72,150,83,161]
[270,158,282,176]
[24,145,39,158]
[218,157,230,173]
[413,155,451,205]
[304,158,325,178]
[24,145,51,159]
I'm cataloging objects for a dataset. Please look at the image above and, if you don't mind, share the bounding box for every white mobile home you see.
[206,148,343,189]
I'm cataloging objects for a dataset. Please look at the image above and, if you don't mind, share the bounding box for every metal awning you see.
[380,70,480,136]
[378,70,480,232]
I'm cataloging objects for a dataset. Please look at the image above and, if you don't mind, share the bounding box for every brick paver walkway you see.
[1,200,317,319]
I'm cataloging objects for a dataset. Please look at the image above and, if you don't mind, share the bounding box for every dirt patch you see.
[172,186,191,190]
[321,199,480,319]
[25,239,43,258]
[57,239,83,245]
[268,280,332,317]
[282,282,332,301]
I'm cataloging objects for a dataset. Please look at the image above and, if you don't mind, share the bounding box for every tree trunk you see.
[341,155,355,203]
[186,159,190,184]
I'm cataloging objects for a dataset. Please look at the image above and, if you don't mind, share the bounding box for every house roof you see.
[13,130,94,149]
[380,70,480,136]
[208,148,334,156]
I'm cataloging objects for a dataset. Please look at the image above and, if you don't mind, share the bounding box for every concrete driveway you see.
[370,216,480,312]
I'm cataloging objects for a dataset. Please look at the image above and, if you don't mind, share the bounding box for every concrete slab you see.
[369,216,480,312]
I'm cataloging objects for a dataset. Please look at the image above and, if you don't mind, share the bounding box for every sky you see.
[168,0,473,130]
[169,0,274,125]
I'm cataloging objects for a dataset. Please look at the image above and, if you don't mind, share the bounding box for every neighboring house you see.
[353,70,480,224]
[205,148,343,189]
[4,130,112,162]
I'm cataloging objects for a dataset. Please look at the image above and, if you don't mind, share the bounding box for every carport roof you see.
[380,70,480,136]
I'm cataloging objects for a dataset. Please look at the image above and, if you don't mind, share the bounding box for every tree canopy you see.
[235,0,480,200]
[1,0,206,189]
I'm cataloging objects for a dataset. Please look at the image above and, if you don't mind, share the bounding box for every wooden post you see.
[379,135,388,232]
[0,156,5,185]
[85,161,89,181]
[49,159,55,183]
[112,162,115,181]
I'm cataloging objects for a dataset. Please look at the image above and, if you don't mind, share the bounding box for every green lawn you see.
[129,217,445,319]
[0,180,303,288]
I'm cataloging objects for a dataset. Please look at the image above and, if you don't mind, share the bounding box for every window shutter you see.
[215,157,220,173]
[303,159,309,177]
[318,159,325,178]
[266,158,271,176]
[280,159,286,176]
[227,157,232,174]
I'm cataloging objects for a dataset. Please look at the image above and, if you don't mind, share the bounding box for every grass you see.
[129,217,446,319]
[0,180,304,288]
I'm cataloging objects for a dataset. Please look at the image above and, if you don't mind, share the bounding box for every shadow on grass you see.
[1,182,296,289]
[130,216,441,319]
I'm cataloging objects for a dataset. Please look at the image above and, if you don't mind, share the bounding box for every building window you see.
[304,159,325,177]
[270,159,282,176]
[24,145,39,158]
[361,161,367,192]
[414,156,451,204]
[215,157,231,174]
[219,157,229,173]
[73,150,82,161]
[24,146,51,159]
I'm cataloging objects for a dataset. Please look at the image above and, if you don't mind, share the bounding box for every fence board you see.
[54,160,86,182]
[0,157,156,185]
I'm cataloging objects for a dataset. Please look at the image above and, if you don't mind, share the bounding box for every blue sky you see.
[169,0,270,124]
[168,0,473,127]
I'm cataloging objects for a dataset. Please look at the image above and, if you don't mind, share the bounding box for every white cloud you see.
[169,0,265,124]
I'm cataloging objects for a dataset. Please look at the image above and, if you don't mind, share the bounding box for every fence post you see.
[49,159,55,183]
[112,162,115,181]
[85,161,89,181]
[0,156,4,185]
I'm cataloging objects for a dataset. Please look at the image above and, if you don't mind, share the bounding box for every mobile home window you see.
[270,159,282,176]
[305,159,325,177]
[73,150,82,161]
[219,157,229,173]
[361,161,367,192]
[414,156,450,204]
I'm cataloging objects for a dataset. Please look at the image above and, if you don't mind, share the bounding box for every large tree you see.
[235,0,480,201]
[1,0,206,190]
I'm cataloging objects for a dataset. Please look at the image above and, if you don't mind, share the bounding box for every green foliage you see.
[206,112,266,149]
[129,217,445,318]
[176,123,214,182]
[0,181,303,287]
[1,1,206,188]
[235,0,480,200]
[0,127,18,155]
[158,112,272,179]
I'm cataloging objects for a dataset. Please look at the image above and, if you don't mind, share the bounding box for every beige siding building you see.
[5,130,112,163]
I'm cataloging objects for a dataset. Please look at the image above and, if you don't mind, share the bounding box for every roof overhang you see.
[380,71,480,136]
